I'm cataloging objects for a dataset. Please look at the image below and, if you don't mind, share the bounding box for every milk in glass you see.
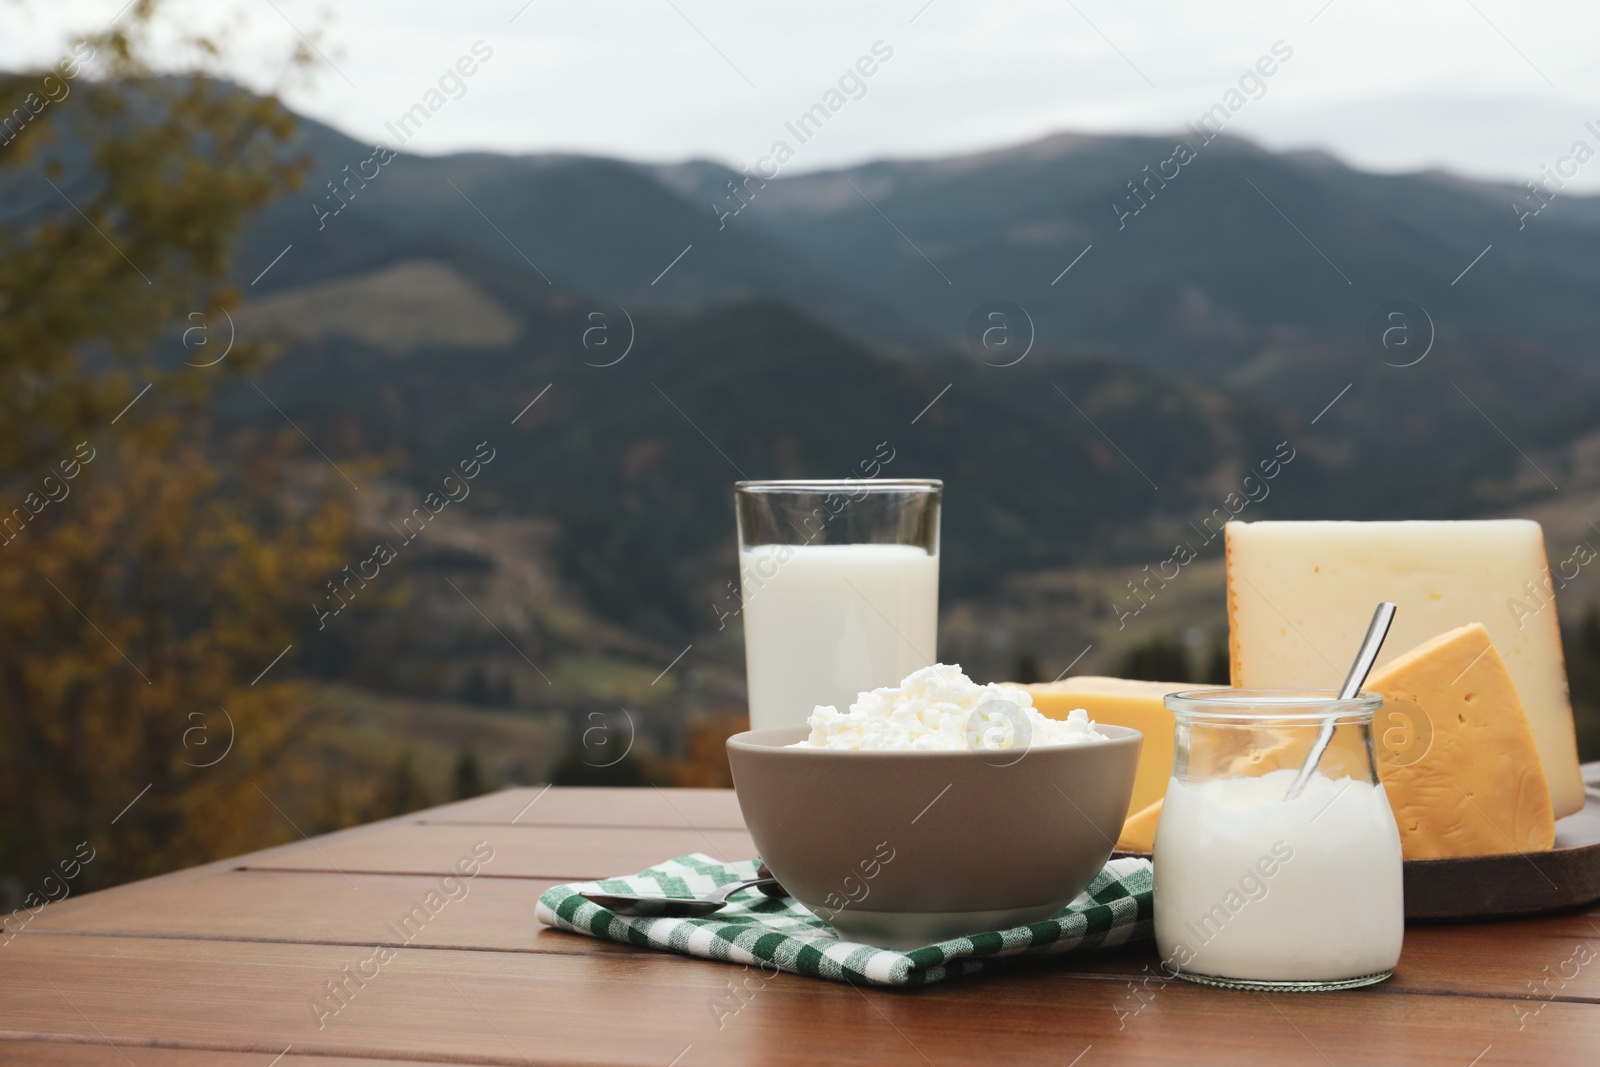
[740,543,938,731]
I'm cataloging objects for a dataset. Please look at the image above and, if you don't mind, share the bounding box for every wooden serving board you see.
[1405,785,1600,921]
[1120,762,1600,922]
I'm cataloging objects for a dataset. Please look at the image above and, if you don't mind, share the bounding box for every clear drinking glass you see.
[734,479,941,731]
[1152,689,1405,992]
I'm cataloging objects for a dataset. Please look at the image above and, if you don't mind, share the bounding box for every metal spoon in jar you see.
[1282,601,1397,802]
[579,867,786,917]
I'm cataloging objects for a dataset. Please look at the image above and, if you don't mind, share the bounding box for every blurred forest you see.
[0,3,729,904]
[0,1,351,895]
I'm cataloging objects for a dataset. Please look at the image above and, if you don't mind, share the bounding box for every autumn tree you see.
[0,0,356,892]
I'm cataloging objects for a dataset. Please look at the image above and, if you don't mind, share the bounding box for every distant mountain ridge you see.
[191,101,1600,712]
[228,102,1600,526]
[245,113,1600,395]
[651,131,1600,372]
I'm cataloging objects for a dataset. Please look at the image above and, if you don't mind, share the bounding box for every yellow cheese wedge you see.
[1226,519,1584,817]
[1367,623,1555,859]
[1023,677,1189,815]
[1118,797,1163,852]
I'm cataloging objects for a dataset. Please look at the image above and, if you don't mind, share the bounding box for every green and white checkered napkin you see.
[535,853,1153,987]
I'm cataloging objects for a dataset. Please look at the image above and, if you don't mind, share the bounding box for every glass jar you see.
[1153,689,1404,992]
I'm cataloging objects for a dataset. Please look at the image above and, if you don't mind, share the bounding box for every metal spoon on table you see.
[579,865,786,917]
[1283,601,1397,802]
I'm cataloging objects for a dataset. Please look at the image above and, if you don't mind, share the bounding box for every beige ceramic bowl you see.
[725,725,1141,948]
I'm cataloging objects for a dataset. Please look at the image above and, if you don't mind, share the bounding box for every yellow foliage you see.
[0,0,349,891]
[660,711,746,789]
[0,429,351,887]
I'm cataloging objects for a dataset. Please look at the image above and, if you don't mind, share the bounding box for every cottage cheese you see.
[790,663,1108,751]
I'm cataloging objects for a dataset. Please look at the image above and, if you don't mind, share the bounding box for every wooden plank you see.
[1393,916,1600,1001]
[0,1045,455,1066]
[1,934,1594,1066]
[24,870,592,954]
[0,935,739,1066]
[423,786,746,830]
[237,823,755,881]
[5,788,733,940]
[8,790,546,911]
[1046,916,1600,1002]
[22,862,1600,1005]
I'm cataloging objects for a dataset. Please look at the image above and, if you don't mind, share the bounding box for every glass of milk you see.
[1152,689,1404,991]
[734,480,941,731]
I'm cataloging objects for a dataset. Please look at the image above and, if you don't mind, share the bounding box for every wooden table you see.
[4,786,1596,1065]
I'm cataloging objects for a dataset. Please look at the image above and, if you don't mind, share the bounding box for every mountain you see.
[237,119,923,346]
[651,132,1600,375]
[237,119,1600,472]
[226,242,1316,607]
[236,114,1600,469]
[254,118,1600,379]
[183,105,1600,744]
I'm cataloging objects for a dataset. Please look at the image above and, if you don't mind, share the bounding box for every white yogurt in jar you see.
[1153,768,1404,983]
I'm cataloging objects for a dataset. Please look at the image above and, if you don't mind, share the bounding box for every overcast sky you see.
[6,0,1600,189]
